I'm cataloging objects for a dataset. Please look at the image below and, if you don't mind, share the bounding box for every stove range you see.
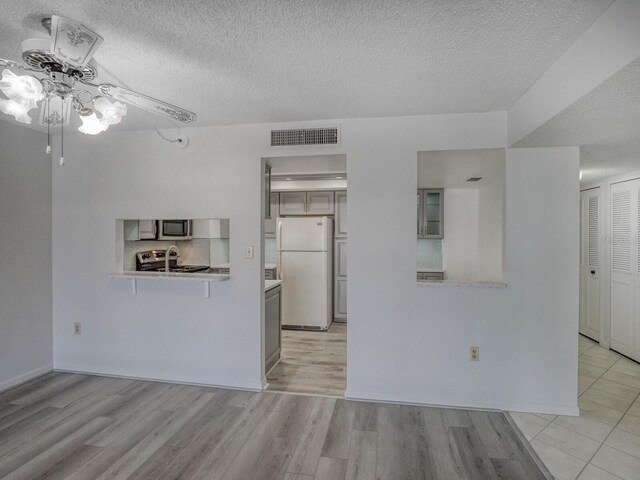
[135,249,209,273]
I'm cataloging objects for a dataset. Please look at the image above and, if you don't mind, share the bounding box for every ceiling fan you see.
[0,15,196,138]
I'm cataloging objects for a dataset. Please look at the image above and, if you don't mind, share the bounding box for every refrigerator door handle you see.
[277,220,283,251]
[279,253,284,280]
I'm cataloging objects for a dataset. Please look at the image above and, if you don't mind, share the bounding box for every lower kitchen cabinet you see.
[265,284,282,374]
[334,239,347,321]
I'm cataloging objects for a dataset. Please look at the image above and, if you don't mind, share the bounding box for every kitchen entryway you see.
[262,153,348,397]
[267,323,346,396]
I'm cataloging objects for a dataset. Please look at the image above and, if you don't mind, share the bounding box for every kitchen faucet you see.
[165,245,180,272]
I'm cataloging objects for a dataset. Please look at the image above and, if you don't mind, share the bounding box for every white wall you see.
[477,182,505,282]
[51,112,579,413]
[0,122,53,391]
[442,189,479,281]
[345,114,579,413]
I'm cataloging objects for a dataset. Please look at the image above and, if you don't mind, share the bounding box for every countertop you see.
[210,263,277,269]
[109,271,230,282]
[265,279,282,291]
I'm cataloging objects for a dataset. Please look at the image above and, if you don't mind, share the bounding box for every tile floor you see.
[510,335,640,480]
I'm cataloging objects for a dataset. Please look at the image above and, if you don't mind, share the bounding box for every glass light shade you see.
[78,112,108,135]
[0,98,35,124]
[93,97,126,125]
[0,69,44,107]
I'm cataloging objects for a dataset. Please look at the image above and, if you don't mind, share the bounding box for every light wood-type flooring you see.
[267,322,347,397]
[0,371,549,479]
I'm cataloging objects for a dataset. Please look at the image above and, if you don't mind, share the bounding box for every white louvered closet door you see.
[610,179,640,361]
[579,189,601,341]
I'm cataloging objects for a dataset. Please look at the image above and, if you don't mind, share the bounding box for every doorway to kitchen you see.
[261,154,347,397]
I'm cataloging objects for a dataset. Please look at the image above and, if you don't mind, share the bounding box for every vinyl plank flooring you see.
[63,409,171,480]
[353,402,377,432]
[186,392,280,480]
[288,397,337,476]
[376,406,405,480]
[419,408,469,480]
[321,399,356,459]
[450,426,499,480]
[344,430,376,480]
[0,372,547,480]
[0,416,113,480]
[267,323,347,397]
[32,444,102,480]
[108,391,217,480]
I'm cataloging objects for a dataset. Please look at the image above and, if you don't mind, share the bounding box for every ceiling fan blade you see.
[96,84,197,123]
[50,15,103,69]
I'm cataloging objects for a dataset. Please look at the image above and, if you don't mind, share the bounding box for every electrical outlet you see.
[245,246,254,259]
[470,346,479,361]
[74,322,81,335]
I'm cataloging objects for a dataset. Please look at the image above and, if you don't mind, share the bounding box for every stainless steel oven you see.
[157,219,193,240]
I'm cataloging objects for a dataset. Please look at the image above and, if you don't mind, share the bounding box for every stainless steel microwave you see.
[158,219,193,240]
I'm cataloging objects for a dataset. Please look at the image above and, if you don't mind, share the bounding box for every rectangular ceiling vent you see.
[465,177,483,182]
[271,127,339,147]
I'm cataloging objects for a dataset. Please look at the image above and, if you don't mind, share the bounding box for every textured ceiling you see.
[514,58,640,186]
[0,0,612,133]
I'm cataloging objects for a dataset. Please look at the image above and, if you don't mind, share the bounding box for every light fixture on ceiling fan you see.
[0,15,196,164]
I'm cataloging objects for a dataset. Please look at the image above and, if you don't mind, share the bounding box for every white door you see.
[277,217,329,252]
[279,251,329,329]
[610,180,640,362]
[579,188,601,341]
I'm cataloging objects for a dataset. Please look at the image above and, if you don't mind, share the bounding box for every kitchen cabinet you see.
[417,189,444,239]
[279,191,334,215]
[124,220,157,241]
[334,239,347,321]
[265,284,282,374]
[264,163,272,220]
[265,192,279,237]
[193,219,229,239]
[335,190,347,237]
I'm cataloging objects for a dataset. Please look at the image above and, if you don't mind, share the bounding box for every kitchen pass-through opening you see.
[261,154,347,397]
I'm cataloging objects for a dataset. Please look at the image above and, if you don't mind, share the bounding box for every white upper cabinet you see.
[417,189,444,239]
[265,192,279,236]
[335,190,347,237]
[279,191,334,215]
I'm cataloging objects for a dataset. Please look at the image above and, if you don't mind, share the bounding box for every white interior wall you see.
[51,112,579,413]
[477,183,506,282]
[0,123,53,391]
[442,189,479,281]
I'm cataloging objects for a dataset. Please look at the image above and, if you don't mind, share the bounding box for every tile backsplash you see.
[417,239,443,270]
[264,238,278,265]
[123,239,214,271]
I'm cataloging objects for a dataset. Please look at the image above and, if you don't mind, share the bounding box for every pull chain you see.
[60,98,65,166]
[46,97,52,154]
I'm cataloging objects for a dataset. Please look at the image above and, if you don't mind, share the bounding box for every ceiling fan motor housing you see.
[20,38,98,81]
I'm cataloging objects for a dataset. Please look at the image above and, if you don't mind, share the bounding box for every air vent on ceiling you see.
[271,127,339,147]
[465,177,483,182]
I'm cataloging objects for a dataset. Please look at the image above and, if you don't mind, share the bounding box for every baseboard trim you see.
[345,390,579,416]
[53,368,262,393]
[0,364,54,394]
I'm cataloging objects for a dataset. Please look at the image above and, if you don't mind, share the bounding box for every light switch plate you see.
[245,246,254,259]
